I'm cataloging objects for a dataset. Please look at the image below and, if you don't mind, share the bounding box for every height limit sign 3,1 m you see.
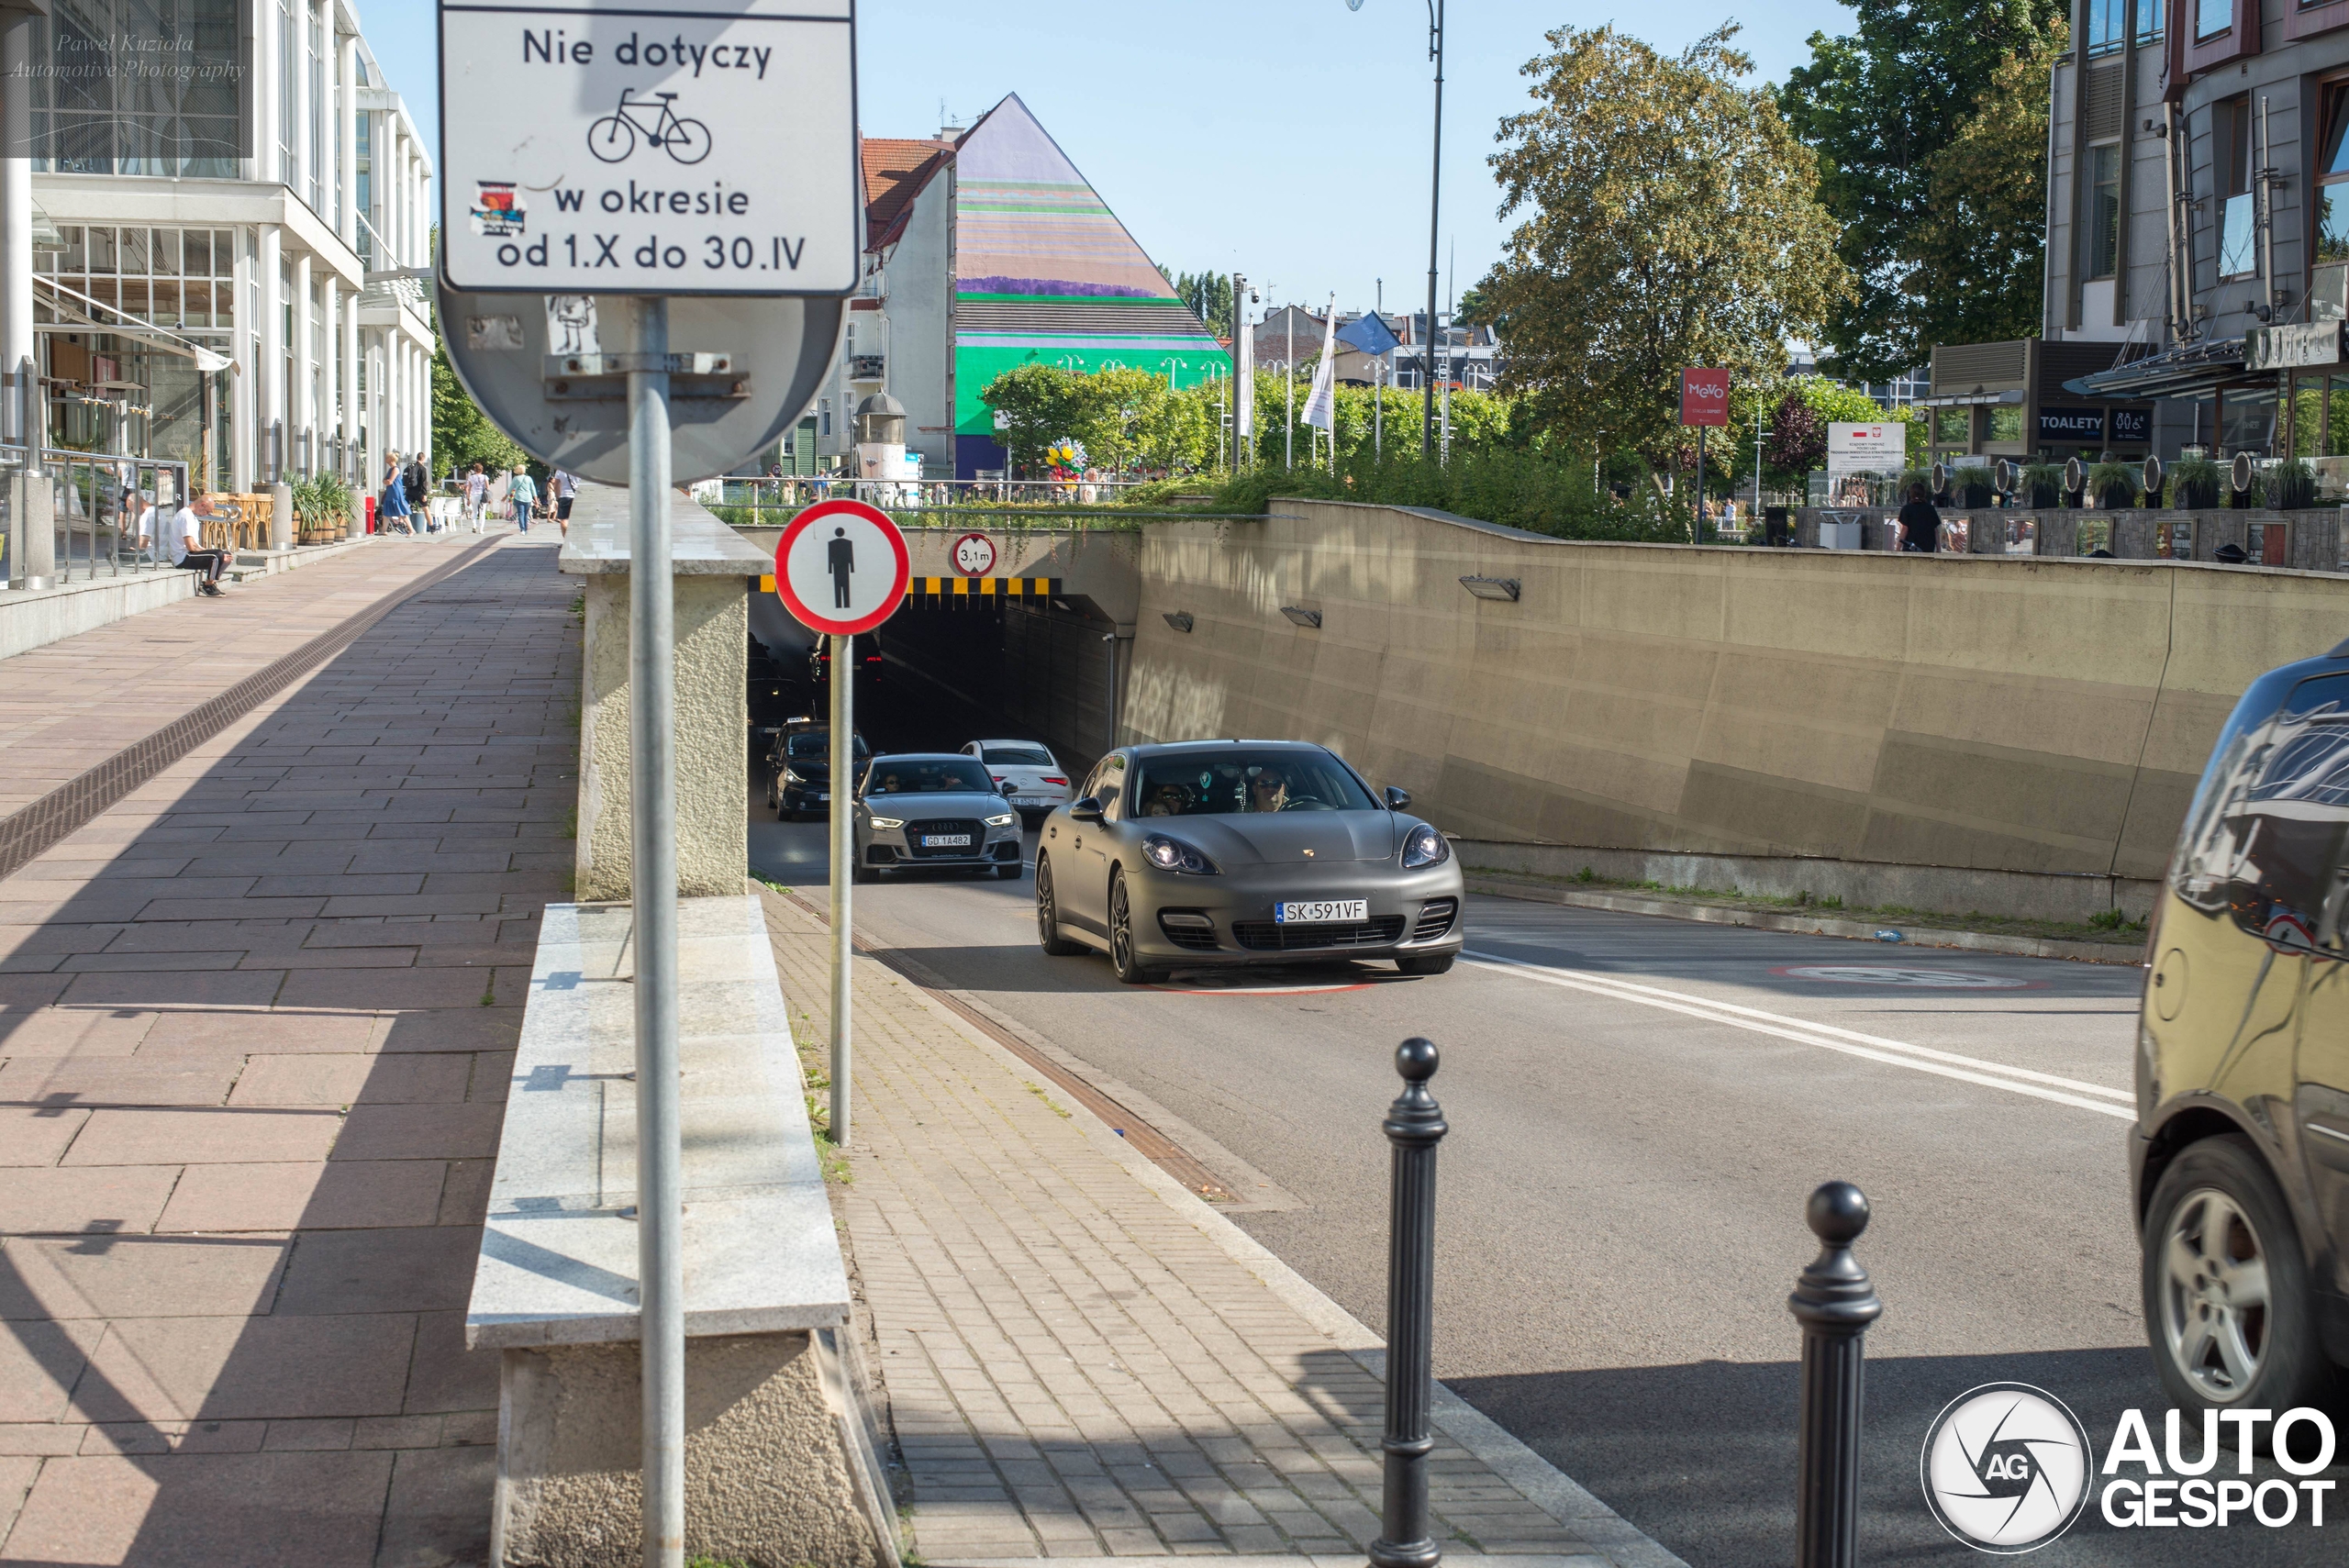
[438,0,860,295]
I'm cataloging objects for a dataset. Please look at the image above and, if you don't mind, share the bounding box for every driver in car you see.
[1247,766,1288,813]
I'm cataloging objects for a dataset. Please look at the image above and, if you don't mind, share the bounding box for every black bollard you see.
[1789,1181,1882,1568]
[1369,1038,1447,1568]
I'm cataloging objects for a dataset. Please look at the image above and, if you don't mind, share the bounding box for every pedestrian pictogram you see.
[774,499,909,637]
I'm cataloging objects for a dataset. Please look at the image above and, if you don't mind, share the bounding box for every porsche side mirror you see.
[1384,786,1411,811]
[1069,796,1104,823]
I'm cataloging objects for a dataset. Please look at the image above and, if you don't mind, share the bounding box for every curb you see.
[1464,875,2144,967]
[758,888,1689,1568]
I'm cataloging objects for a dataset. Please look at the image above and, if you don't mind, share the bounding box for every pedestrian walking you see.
[380,454,414,535]
[549,468,577,536]
[403,453,428,515]
[463,462,489,531]
[508,465,540,532]
[1896,482,1941,554]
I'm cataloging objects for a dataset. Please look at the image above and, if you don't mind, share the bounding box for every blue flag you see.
[1336,311,1400,358]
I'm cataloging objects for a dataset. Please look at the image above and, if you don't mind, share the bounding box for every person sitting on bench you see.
[157,497,228,595]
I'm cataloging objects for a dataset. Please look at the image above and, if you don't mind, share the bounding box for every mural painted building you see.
[816,94,1228,478]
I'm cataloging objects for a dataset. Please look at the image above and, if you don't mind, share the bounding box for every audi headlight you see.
[1142,833,1219,874]
[868,815,905,829]
[985,812,1017,828]
[1401,824,1450,869]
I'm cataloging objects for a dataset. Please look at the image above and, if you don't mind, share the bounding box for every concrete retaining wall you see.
[1119,499,2349,887]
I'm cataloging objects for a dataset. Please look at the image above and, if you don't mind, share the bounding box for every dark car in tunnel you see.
[1032,740,1464,984]
[852,753,1025,883]
[767,723,869,819]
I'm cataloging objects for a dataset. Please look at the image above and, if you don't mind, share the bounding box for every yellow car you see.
[2133,640,2349,1414]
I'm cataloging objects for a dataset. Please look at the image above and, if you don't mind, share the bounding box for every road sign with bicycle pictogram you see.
[589,90,711,164]
[437,0,860,295]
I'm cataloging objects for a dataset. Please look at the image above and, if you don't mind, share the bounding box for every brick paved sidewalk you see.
[0,536,576,1567]
[755,887,1681,1568]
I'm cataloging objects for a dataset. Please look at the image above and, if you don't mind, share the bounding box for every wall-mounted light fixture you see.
[1458,575,1520,602]
[1279,606,1322,628]
[1163,611,1195,633]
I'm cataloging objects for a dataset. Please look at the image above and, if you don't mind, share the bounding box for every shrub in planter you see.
[1952,465,1994,507]
[2172,455,2221,509]
[2089,462,2139,510]
[2021,462,2064,508]
[2269,458,2319,510]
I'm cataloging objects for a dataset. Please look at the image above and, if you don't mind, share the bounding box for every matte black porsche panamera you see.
[1032,740,1465,984]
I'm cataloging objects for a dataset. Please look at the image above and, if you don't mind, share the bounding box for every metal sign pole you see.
[829,630,853,1146]
[626,296,685,1568]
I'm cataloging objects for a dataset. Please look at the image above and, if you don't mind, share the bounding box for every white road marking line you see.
[1461,950,2136,1120]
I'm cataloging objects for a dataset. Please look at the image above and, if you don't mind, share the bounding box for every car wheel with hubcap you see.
[2142,1135,2333,1417]
[1108,869,1160,984]
[1035,854,1085,955]
[1395,952,1455,976]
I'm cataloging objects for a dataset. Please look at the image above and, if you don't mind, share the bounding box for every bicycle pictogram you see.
[586,89,712,165]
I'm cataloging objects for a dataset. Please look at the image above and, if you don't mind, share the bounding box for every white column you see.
[258,227,284,481]
[313,0,330,211]
[260,0,283,183]
[417,170,431,269]
[288,0,310,202]
[2,14,34,444]
[390,124,406,265]
[319,274,337,474]
[228,229,250,488]
[291,251,313,472]
[337,34,357,248]
[341,287,359,478]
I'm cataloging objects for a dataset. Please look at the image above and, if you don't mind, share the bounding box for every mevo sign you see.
[1680,368,1731,427]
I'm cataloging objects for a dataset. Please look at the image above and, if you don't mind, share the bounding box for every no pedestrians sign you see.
[438,0,861,295]
[775,500,909,638]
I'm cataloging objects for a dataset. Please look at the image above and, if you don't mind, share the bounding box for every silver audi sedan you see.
[852,753,1025,883]
[1033,740,1464,984]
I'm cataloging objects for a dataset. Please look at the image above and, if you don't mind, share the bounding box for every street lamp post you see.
[1344,0,1442,462]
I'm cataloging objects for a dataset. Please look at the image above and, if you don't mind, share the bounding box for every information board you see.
[439,0,861,295]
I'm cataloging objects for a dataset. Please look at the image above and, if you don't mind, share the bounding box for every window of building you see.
[2089,143,2123,278]
[2137,0,2165,42]
[355,113,373,266]
[307,1,326,213]
[2195,0,2232,39]
[2087,0,2127,55]
[37,226,237,333]
[31,0,242,177]
[1988,406,2024,443]
[2217,97,2258,278]
[2320,83,2349,265]
[277,0,295,180]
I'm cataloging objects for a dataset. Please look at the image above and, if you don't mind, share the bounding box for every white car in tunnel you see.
[962,740,1072,824]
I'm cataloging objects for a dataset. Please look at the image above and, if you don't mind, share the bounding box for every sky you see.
[373,0,1856,321]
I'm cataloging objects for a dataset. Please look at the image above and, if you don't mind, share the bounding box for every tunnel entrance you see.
[749,585,1119,777]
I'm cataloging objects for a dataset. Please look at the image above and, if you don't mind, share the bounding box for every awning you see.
[2064,336,2246,400]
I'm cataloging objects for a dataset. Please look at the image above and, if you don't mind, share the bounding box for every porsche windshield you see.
[1131,750,1375,816]
[866,759,996,796]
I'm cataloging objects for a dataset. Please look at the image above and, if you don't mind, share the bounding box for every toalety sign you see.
[1921,1385,2339,1554]
[438,0,860,295]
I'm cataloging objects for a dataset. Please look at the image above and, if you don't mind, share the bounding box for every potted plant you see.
[2088,462,2139,510]
[2172,455,2222,509]
[2269,458,2319,510]
[1951,465,1994,508]
[2021,462,2064,508]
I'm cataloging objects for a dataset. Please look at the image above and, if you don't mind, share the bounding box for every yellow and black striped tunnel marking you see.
[754,575,1062,599]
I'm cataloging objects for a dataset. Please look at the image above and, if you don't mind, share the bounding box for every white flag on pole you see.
[1300,294,1338,432]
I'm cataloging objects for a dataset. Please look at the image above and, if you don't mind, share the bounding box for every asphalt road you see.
[747,674,2343,1567]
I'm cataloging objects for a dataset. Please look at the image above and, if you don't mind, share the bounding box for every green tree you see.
[1780,0,2065,382]
[1479,25,1848,466]
[1161,268,1235,339]
[1903,24,2065,354]
[979,362,1088,475]
[431,332,526,480]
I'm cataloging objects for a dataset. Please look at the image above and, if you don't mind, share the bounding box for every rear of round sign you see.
[775,500,909,637]
[435,285,845,484]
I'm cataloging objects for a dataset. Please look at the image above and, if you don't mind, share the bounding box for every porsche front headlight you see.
[1401,824,1451,869]
[1142,834,1218,874]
